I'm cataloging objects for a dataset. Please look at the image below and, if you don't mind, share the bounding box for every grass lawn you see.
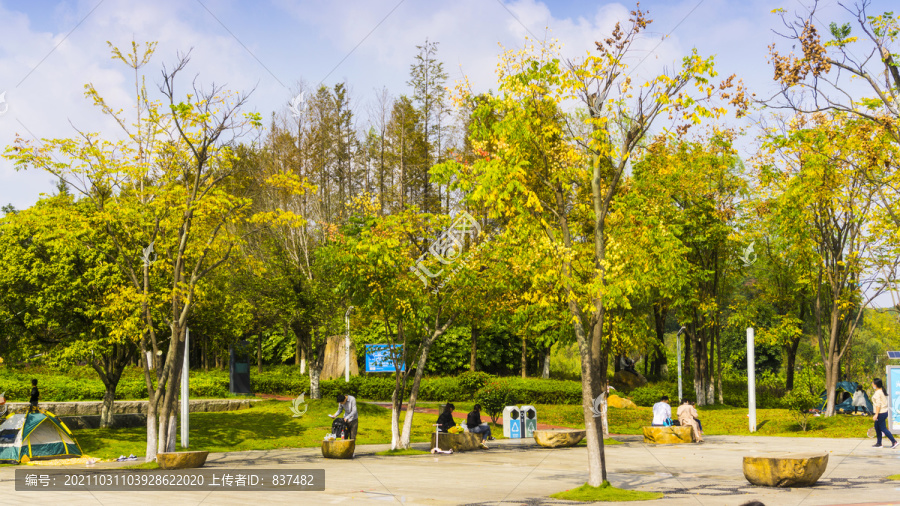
[535,404,874,438]
[65,399,875,461]
[75,399,441,460]
[550,482,663,502]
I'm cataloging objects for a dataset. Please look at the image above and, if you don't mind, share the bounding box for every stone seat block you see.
[157,451,209,470]
[533,429,586,448]
[742,453,828,487]
[642,426,693,444]
[431,432,483,452]
[322,439,356,459]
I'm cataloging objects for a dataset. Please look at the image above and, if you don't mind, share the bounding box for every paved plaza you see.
[1,435,899,505]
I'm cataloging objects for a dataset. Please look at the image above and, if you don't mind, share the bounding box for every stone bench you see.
[533,429,586,448]
[642,426,693,444]
[742,453,828,487]
[431,432,483,452]
[157,451,209,469]
[322,439,355,459]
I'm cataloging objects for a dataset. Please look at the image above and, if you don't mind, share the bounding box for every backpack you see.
[331,417,349,439]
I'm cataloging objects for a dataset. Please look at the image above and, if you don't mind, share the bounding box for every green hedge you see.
[0,366,586,404]
[1,365,792,409]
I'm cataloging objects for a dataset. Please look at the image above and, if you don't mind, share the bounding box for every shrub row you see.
[628,376,787,409]
[3,366,801,409]
[0,367,585,404]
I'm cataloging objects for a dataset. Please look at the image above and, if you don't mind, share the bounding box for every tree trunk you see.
[295,326,301,367]
[399,315,454,449]
[309,327,327,400]
[542,347,551,379]
[202,334,209,372]
[521,334,527,378]
[470,325,478,372]
[785,335,801,390]
[257,335,263,374]
[145,398,158,462]
[390,320,410,450]
[310,367,321,400]
[651,303,668,378]
[100,385,117,428]
[90,343,131,429]
[400,338,437,449]
[716,326,723,404]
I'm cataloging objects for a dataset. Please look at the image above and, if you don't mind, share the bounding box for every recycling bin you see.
[521,405,537,437]
[502,405,521,438]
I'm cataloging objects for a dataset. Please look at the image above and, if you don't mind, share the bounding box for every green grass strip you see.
[550,481,663,502]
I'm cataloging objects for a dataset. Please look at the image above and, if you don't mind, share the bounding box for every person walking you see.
[329,394,358,441]
[871,378,898,449]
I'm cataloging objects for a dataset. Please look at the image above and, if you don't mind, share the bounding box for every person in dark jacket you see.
[29,379,39,409]
[467,404,493,442]
[436,403,456,433]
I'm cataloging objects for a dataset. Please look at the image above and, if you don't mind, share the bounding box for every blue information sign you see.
[365,344,405,373]
[890,366,900,431]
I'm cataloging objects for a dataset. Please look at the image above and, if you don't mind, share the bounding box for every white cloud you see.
[2,0,894,210]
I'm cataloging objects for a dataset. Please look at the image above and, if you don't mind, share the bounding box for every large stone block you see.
[157,451,209,470]
[742,453,828,487]
[322,439,356,459]
[610,370,648,392]
[608,394,637,409]
[431,432,483,452]
[320,336,359,381]
[533,429,586,448]
[642,426,693,444]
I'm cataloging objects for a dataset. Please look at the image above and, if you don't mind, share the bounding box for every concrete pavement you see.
[1,435,899,505]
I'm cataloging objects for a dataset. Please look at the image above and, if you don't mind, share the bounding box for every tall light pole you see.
[676,326,686,402]
[345,306,355,383]
[747,327,756,432]
[181,327,190,448]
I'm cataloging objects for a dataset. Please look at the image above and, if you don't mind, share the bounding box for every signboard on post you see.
[365,345,404,373]
[888,365,900,432]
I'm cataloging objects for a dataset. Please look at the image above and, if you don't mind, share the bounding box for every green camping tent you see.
[0,409,82,463]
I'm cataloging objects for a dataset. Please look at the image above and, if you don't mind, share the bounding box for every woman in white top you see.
[871,378,898,449]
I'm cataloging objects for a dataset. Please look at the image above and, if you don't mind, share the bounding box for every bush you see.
[0,365,587,405]
[781,389,820,431]
[501,378,582,404]
[457,371,493,398]
[476,381,515,423]
[629,383,683,407]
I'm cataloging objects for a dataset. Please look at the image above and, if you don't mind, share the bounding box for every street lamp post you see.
[676,326,686,402]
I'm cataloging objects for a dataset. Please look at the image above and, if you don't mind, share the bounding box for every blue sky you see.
[0,0,894,210]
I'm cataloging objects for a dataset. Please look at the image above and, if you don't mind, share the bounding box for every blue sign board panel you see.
[365,344,405,373]
[890,366,900,431]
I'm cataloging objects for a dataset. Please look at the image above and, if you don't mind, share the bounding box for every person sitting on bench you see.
[466,404,494,442]
[651,396,671,426]
[677,398,703,443]
[436,403,456,433]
